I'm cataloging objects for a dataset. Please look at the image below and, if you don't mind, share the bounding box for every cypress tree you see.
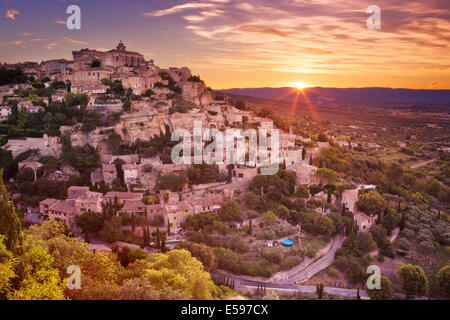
[399,211,406,230]
[156,227,160,248]
[161,233,166,253]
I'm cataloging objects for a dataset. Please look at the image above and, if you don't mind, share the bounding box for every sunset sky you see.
[0,0,449,89]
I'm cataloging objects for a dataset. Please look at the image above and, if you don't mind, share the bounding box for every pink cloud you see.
[5,8,19,20]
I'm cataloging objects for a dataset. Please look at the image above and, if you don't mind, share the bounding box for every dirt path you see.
[409,158,438,169]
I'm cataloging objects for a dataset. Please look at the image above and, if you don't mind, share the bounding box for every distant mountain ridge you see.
[216,87,450,106]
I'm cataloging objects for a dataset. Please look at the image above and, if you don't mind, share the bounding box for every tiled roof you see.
[40,198,58,206]
[102,163,117,172]
[104,191,143,200]
[50,200,75,214]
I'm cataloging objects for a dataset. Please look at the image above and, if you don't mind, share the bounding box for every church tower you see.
[116,40,126,51]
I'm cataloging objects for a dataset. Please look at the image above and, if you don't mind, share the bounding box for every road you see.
[409,158,438,169]
[215,273,371,299]
[283,233,346,284]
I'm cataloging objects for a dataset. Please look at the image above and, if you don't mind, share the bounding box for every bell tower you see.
[117,40,126,51]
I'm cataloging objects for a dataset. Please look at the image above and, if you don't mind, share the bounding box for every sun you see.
[290,82,309,90]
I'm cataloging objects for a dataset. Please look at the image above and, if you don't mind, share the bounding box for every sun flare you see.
[290,82,309,90]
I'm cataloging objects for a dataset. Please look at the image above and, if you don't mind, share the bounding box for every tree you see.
[365,276,393,300]
[399,211,406,230]
[356,232,377,253]
[218,200,242,222]
[101,78,112,86]
[99,217,123,243]
[437,264,450,297]
[107,132,122,155]
[128,248,147,264]
[0,170,23,254]
[398,263,429,299]
[316,283,324,299]
[135,249,215,300]
[177,242,218,272]
[7,235,65,300]
[318,131,328,142]
[76,211,104,238]
[263,211,277,225]
[357,190,387,217]
[245,191,262,210]
[382,208,399,236]
[0,236,16,297]
[294,184,309,198]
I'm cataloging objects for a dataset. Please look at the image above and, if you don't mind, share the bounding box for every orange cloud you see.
[428,81,443,88]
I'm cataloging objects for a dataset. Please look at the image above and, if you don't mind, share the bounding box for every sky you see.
[0,0,449,89]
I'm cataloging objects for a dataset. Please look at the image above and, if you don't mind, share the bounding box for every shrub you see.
[327,268,339,278]
[402,228,415,239]
[397,237,410,251]
[261,248,283,264]
[280,256,302,271]
[418,240,435,254]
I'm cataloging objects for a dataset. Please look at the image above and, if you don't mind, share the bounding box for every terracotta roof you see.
[76,191,103,203]
[104,191,143,200]
[50,200,75,214]
[68,186,90,192]
[102,163,117,172]
[122,200,146,211]
[40,198,58,206]
[164,201,193,213]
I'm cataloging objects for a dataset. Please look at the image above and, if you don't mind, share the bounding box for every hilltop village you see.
[0,42,449,300]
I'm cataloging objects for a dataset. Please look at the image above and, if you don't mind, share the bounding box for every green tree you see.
[365,276,393,300]
[437,264,450,297]
[107,132,122,155]
[218,200,242,222]
[128,248,148,264]
[76,211,104,238]
[0,170,23,253]
[357,190,387,217]
[263,211,277,225]
[0,235,17,297]
[398,263,429,299]
[177,242,218,272]
[7,236,65,300]
[315,168,337,185]
[382,208,399,236]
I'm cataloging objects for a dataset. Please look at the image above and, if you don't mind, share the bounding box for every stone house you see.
[102,163,117,186]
